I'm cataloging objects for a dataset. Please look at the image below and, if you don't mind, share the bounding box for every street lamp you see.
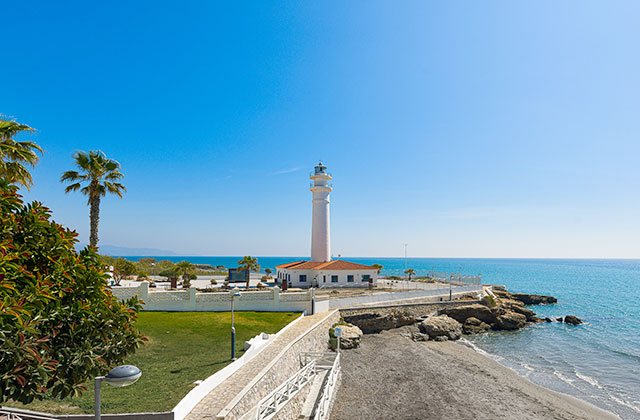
[230,287,242,361]
[95,365,142,420]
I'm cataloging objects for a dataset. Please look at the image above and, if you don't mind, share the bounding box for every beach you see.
[331,328,618,420]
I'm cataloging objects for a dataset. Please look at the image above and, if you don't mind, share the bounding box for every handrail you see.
[0,409,56,420]
[312,353,341,420]
[254,360,317,420]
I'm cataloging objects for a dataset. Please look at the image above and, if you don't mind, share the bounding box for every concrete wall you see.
[110,283,316,313]
[329,285,481,309]
[217,310,341,419]
[0,407,173,420]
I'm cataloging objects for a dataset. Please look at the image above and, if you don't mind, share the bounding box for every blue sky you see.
[3,1,640,258]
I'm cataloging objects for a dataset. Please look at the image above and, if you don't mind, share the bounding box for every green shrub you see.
[0,181,144,403]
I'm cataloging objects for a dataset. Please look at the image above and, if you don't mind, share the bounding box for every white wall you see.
[109,283,322,313]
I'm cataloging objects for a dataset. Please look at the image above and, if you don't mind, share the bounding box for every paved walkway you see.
[185,312,331,420]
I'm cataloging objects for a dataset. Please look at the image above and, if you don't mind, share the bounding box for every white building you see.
[276,162,378,288]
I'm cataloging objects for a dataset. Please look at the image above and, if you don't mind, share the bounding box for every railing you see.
[0,409,56,420]
[254,360,317,420]
[309,171,332,178]
[309,182,333,189]
[312,353,341,420]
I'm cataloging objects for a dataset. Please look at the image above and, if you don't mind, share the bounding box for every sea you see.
[127,256,640,419]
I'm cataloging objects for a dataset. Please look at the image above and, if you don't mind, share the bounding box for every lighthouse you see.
[275,162,378,290]
[310,161,332,262]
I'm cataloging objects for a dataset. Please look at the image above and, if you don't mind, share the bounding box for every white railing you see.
[254,360,317,420]
[0,409,56,420]
[312,353,341,420]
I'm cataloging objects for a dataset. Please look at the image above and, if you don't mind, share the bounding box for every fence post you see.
[189,287,197,310]
[273,286,281,311]
[139,281,149,302]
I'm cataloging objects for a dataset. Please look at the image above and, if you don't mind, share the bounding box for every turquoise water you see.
[128,256,640,418]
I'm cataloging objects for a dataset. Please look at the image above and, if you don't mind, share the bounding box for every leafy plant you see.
[238,256,259,290]
[404,268,416,281]
[174,261,195,288]
[112,258,137,285]
[0,180,144,404]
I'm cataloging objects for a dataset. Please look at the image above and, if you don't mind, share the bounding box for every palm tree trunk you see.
[89,195,101,249]
[245,269,250,290]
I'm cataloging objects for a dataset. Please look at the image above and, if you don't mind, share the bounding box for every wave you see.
[610,395,640,415]
[553,371,577,387]
[575,372,603,389]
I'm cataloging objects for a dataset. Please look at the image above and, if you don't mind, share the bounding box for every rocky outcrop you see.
[511,293,557,305]
[495,312,527,330]
[438,304,497,325]
[562,315,583,325]
[419,315,462,341]
[462,317,491,334]
[342,310,418,334]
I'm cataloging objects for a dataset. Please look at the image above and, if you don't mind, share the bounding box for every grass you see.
[5,311,298,414]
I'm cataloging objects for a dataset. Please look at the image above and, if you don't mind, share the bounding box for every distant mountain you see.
[75,243,177,256]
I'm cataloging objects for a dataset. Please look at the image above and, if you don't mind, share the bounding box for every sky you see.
[3,1,640,258]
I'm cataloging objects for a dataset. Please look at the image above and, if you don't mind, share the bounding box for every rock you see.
[411,332,429,342]
[419,315,462,341]
[509,305,537,321]
[343,310,418,334]
[494,311,527,331]
[556,317,564,322]
[492,285,508,292]
[434,335,449,342]
[330,323,363,349]
[462,317,491,334]
[544,317,553,323]
[511,293,557,305]
[563,315,583,325]
[438,304,497,325]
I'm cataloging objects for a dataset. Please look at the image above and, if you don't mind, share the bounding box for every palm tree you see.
[60,150,125,249]
[0,117,42,189]
[372,264,383,275]
[404,268,415,281]
[175,261,195,289]
[264,268,273,279]
[238,256,260,290]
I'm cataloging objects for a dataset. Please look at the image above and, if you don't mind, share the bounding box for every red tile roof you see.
[276,260,376,270]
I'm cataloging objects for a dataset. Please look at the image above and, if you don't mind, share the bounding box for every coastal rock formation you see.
[462,317,491,334]
[419,315,462,341]
[563,315,583,325]
[438,304,497,325]
[343,310,418,334]
[511,293,558,305]
[495,312,527,330]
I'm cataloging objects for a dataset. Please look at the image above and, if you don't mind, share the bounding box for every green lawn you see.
[5,311,298,414]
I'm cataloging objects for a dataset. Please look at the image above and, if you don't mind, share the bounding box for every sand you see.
[331,328,618,420]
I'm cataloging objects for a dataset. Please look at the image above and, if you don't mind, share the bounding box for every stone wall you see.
[340,300,479,333]
[218,310,341,419]
[110,283,315,313]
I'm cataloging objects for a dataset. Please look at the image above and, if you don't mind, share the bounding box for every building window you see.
[347,275,354,282]
[323,275,326,283]
[331,275,338,283]
[362,274,371,282]
[299,274,307,282]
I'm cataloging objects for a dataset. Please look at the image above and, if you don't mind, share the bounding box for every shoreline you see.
[332,328,619,420]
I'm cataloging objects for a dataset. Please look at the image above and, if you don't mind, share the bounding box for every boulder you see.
[494,311,527,331]
[509,305,537,321]
[556,317,564,322]
[462,317,491,334]
[438,304,497,325]
[419,315,462,341]
[342,310,418,334]
[511,293,557,305]
[434,335,449,342]
[563,315,583,325]
[411,332,429,342]
[544,317,553,323]
[336,324,363,349]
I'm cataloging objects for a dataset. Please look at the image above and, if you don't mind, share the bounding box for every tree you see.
[175,261,195,288]
[404,268,415,281]
[372,264,383,274]
[60,150,126,249]
[238,256,260,290]
[264,268,272,279]
[112,258,137,285]
[0,117,42,189]
[0,180,143,403]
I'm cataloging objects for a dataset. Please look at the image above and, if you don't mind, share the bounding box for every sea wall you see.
[110,282,317,313]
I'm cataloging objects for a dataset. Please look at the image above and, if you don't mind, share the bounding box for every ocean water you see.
[127,256,640,419]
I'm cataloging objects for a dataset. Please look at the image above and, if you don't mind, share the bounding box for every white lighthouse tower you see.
[310,161,332,262]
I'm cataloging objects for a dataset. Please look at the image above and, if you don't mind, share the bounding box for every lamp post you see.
[230,287,242,361]
[94,365,142,420]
